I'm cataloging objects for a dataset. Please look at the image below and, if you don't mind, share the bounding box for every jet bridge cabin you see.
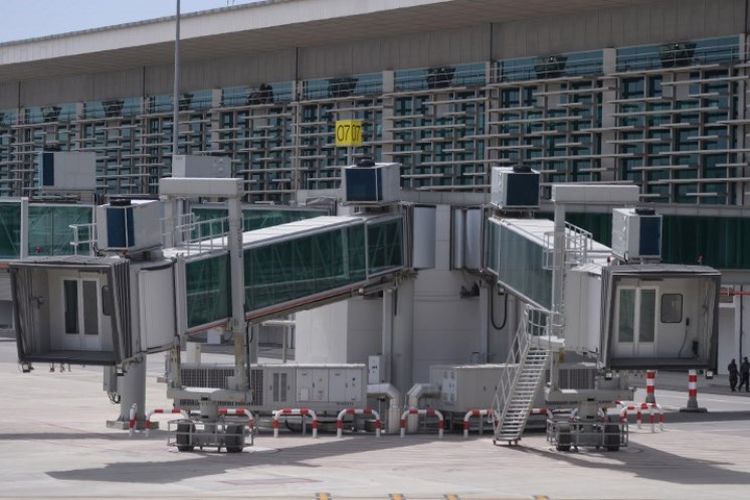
[10,256,176,366]
[598,265,720,370]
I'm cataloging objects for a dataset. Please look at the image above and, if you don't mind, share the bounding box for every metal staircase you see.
[492,306,551,444]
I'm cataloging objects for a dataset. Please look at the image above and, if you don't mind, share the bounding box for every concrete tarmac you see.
[0,341,748,500]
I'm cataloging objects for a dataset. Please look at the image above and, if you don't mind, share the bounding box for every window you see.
[639,289,656,342]
[618,289,635,342]
[82,281,99,335]
[661,293,683,323]
[63,280,78,334]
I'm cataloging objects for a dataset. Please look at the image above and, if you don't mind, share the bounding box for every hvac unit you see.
[36,151,97,191]
[172,155,231,178]
[490,166,540,209]
[96,199,162,252]
[342,160,401,204]
[611,207,662,260]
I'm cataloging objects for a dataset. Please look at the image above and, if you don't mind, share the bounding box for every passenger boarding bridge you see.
[5,155,722,452]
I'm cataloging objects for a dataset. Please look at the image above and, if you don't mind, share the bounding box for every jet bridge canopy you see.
[167,214,406,332]
[11,256,133,365]
[600,264,720,370]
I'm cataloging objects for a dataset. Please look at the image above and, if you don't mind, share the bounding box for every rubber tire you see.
[604,423,620,452]
[176,422,195,452]
[225,424,245,453]
[556,424,572,452]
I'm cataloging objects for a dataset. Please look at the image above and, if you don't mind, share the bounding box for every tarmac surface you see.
[1,339,749,500]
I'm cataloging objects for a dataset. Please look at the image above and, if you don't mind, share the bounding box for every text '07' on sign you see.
[335,120,363,147]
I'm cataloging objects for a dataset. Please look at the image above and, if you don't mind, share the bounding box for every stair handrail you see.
[492,305,550,439]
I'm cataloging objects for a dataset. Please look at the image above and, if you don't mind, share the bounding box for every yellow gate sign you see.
[335,119,363,147]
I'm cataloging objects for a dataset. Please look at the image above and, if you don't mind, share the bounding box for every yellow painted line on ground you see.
[389,494,405,500]
[533,496,550,500]
[444,494,461,500]
[316,493,331,500]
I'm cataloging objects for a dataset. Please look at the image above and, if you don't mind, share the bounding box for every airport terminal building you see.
[0,0,749,369]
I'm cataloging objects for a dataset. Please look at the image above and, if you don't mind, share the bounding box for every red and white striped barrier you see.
[618,402,664,432]
[530,408,548,417]
[645,370,657,404]
[128,404,137,437]
[218,408,256,432]
[400,408,444,439]
[679,369,707,412]
[335,408,382,438]
[144,408,190,437]
[273,408,319,438]
[462,409,496,438]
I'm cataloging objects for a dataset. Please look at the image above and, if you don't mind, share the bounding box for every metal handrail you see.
[542,222,594,270]
[69,223,97,256]
[492,305,550,439]
[174,215,231,256]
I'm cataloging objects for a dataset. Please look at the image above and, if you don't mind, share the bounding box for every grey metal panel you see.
[0,81,17,109]
[493,0,745,59]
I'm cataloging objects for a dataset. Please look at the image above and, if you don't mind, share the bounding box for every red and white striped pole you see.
[679,369,707,413]
[645,370,656,404]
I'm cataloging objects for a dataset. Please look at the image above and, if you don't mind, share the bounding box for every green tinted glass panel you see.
[28,205,93,256]
[0,202,21,259]
[245,224,367,311]
[487,221,552,309]
[555,212,750,269]
[367,218,403,275]
[185,255,231,329]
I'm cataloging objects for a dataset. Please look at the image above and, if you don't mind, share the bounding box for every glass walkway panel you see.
[169,214,406,331]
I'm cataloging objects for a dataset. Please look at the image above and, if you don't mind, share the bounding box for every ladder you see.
[492,306,550,444]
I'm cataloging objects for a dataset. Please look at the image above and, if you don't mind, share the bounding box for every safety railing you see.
[173,214,231,256]
[69,222,97,256]
[542,222,594,270]
[492,305,550,437]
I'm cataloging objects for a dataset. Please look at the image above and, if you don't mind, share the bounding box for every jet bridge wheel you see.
[604,422,620,452]
[176,422,196,452]
[224,424,245,453]
[556,423,572,452]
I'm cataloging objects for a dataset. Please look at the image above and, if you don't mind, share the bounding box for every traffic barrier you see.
[462,409,496,438]
[618,402,664,432]
[645,370,656,404]
[144,407,190,437]
[680,369,708,413]
[335,408,382,438]
[273,408,319,438]
[399,408,444,439]
[128,403,137,437]
[218,407,256,433]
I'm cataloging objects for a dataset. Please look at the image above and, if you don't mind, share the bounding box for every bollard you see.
[645,370,657,404]
[128,403,137,437]
[679,369,708,413]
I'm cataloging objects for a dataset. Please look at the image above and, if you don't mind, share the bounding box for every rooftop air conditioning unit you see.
[535,55,567,79]
[660,42,695,68]
[426,66,455,89]
[96,199,162,252]
[611,207,662,261]
[490,166,540,209]
[342,159,401,204]
[329,77,358,98]
[36,151,97,192]
[172,155,231,178]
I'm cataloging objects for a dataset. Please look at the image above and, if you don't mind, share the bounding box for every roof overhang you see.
[0,0,652,82]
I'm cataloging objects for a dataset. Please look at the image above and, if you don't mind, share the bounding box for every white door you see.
[60,277,102,351]
[615,287,657,358]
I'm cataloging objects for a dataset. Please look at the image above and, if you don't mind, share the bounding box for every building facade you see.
[1,0,750,369]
